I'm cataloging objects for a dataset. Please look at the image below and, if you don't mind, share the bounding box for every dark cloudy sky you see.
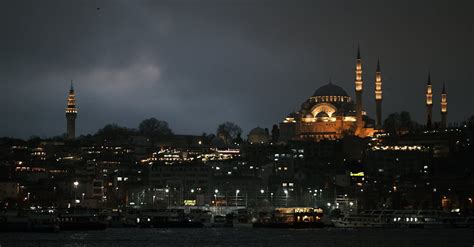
[1,0,473,139]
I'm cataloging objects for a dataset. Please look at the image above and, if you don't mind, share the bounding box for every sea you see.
[0,228,473,247]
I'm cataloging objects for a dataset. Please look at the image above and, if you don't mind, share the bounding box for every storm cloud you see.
[1,0,473,138]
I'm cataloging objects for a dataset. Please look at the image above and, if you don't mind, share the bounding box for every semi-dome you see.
[316,111,329,118]
[312,83,349,97]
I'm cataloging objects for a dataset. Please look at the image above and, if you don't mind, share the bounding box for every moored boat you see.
[332,210,473,229]
[57,212,107,231]
[253,207,324,228]
[137,209,203,228]
[0,210,59,232]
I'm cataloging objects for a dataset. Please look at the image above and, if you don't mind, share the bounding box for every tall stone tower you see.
[65,80,77,139]
[355,46,364,128]
[440,83,447,128]
[425,73,433,129]
[374,59,382,129]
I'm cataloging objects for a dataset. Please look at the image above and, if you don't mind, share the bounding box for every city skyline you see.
[1,0,473,139]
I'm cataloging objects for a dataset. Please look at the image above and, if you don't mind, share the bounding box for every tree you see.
[138,118,173,146]
[464,115,474,130]
[217,122,242,144]
[399,111,413,130]
[271,124,280,143]
[383,112,399,133]
[200,132,215,145]
[383,111,419,134]
[96,124,136,140]
[138,118,173,138]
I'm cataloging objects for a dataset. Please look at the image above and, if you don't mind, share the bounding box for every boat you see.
[332,210,473,228]
[29,212,60,232]
[57,211,107,231]
[211,214,233,227]
[253,207,324,228]
[332,210,396,228]
[0,210,59,232]
[137,209,203,228]
[189,209,212,227]
[232,209,252,228]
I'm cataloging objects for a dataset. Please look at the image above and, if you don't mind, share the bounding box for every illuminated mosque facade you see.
[279,47,448,142]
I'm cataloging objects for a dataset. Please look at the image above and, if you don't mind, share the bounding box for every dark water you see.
[0,228,473,247]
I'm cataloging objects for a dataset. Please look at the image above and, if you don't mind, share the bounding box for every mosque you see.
[278,47,448,142]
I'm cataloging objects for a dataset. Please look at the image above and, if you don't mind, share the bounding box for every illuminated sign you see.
[350,172,365,177]
[184,200,196,206]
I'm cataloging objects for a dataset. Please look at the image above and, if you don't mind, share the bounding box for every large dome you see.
[312,83,349,97]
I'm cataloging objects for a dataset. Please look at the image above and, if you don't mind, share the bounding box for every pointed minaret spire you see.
[426,72,433,129]
[354,45,364,129]
[441,83,447,128]
[70,80,74,92]
[375,59,382,129]
[357,44,361,60]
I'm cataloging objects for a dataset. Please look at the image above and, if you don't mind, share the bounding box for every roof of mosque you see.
[312,83,349,97]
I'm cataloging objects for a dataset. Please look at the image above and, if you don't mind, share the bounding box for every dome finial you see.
[329,76,332,84]
[442,82,446,94]
[376,59,381,72]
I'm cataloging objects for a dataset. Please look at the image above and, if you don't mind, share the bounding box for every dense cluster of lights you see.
[371,145,427,151]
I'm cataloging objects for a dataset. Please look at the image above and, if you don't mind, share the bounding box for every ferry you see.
[253,207,324,228]
[0,210,59,232]
[332,210,397,228]
[332,210,474,228]
[57,211,107,231]
[137,209,203,228]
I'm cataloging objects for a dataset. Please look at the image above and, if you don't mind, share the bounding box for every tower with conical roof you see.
[374,60,383,129]
[65,80,77,139]
[426,73,433,129]
[440,83,447,128]
[355,45,364,128]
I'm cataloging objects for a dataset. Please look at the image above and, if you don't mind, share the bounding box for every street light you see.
[73,181,79,212]
[235,189,240,207]
[165,188,170,207]
[284,189,288,207]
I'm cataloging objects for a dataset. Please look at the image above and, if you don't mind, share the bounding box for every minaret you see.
[355,45,364,128]
[426,73,433,129]
[440,83,447,128]
[375,59,382,129]
[66,80,77,139]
